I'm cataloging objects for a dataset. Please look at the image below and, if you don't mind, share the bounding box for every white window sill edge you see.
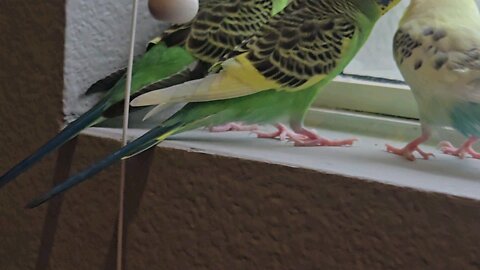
[83,113,480,202]
[317,76,418,120]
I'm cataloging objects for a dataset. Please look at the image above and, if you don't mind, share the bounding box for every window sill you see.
[85,124,480,201]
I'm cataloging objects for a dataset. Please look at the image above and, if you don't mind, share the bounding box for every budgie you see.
[27,0,401,208]
[386,0,480,161]
[0,0,288,187]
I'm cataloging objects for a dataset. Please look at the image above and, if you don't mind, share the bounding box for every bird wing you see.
[131,2,361,106]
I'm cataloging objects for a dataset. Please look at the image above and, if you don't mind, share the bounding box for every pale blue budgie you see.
[387,0,480,160]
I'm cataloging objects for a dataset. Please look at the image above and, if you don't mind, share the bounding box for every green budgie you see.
[0,0,288,187]
[386,0,480,160]
[27,0,401,208]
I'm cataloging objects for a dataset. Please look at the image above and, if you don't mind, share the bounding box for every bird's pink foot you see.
[293,137,357,147]
[254,124,308,141]
[385,144,434,161]
[386,129,433,161]
[439,138,480,159]
[285,126,356,147]
[255,124,356,147]
[209,122,259,132]
[294,136,357,146]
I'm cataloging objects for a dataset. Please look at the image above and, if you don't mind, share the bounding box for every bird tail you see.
[26,121,186,208]
[0,99,109,188]
[451,101,480,137]
[130,69,260,107]
[0,44,196,188]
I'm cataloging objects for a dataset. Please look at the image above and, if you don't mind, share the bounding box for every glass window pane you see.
[343,1,408,81]
[344,1,480,81]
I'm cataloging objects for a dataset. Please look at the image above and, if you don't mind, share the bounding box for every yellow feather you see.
[229,54,280,90]
[131,54,281,107]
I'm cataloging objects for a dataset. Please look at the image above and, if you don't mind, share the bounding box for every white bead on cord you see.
[148,0,199,23]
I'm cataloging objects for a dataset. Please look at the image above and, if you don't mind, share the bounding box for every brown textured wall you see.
[124,143,480,270]
[0,1,66,269]
[3,133,480,270]
[1,1,480,270]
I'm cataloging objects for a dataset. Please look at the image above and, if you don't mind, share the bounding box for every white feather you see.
[130,74,218,107]
[130,66,260,107]
[143,104,169,121]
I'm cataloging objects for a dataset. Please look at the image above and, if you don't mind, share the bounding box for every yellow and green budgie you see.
[387,0,480,160]
[0,0,289,187]
[27,0,401,208]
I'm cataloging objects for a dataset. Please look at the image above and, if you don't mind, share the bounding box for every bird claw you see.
[209,122,259,132]
[439,141,480,159]
[293,137,357,147]
[256,124,357,147]
[386,144,434,161]
[254,124,308,141]
[290,126,357,147]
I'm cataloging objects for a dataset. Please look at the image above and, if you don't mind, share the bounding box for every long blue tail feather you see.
[0,100,108,188]
[26,123,182,208]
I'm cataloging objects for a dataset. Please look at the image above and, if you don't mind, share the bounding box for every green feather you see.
[27,0,401,206]
[0,43,194,188]
[1,0,289,187]
[105,44,195,107]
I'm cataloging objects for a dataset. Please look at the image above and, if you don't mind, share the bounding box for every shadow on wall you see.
[33,140,155,270]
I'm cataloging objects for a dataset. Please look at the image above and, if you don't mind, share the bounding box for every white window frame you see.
[305,75,470,147]
[314,75,417,120]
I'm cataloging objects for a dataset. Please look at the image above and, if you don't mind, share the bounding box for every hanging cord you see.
[117,0,139,269]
